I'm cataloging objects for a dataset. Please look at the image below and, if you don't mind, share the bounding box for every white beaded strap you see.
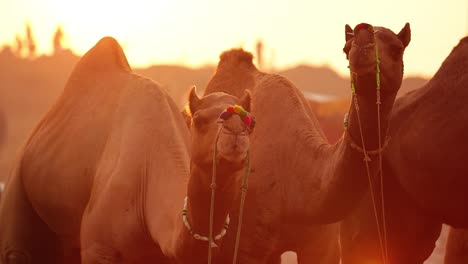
[343,113,391,161]
[182,196,230,247]
[345,132,391,156]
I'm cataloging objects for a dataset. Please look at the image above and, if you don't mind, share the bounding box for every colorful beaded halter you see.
[218,104,256,131]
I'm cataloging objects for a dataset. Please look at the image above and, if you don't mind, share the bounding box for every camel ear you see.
[188,86,201,114]
[398,23,411,48]
[345,24,354,42]
[239,90,252,112]
[181,106,192,129]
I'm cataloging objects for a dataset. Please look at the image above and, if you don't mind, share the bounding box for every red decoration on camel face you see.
[218,105,256,131]
[354,23,373,33]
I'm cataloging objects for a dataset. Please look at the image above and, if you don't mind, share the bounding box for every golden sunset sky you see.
[0,0,466,77]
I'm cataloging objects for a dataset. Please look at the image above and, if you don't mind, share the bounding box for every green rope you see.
[375,46,381,91]
[375,40,382,106]
[347,26,388,264]
[374,40,388,263]
[208,124,252,264]
[208,126,222,264]
[232,147,251,264]
[350,71,357,95]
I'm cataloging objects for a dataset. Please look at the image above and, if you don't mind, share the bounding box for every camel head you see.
[187,86,253,169]
[343,23,411,96]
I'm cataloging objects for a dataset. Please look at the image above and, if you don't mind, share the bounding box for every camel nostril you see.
[354,23,372,33]
[222,128,236,136]
[222,130,247,138]
[221,123,246,136]
[353,23,374,46]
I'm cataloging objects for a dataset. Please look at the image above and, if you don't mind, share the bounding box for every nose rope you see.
[217,104,255,264]
[347,23,389,264]
[208,105,254,264]
[232,146,251,264]
[208,125,223,263]
[374,31,389,264]
[182,104,254,264]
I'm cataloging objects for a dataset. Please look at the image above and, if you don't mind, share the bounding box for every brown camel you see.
[340,36,468,263]
[0,37,254,263]
[198,22,411,263]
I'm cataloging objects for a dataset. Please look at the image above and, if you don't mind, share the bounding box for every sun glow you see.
[0,0,466,76]
[50,0,173,62]
[0,0,177,66]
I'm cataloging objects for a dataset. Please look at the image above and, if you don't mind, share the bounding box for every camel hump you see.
[219,48,254,67]
[454,36,468,54]
[62,37,132,94]
[74,36,131,74]
[430,36,468,83]
[447,36,468,58]
[460,36,468,44]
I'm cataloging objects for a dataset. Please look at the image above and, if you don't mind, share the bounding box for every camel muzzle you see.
[353,23,375,47]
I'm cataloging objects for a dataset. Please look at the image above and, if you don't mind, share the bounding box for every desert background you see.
[1,0,467,263]
[0,40,430,184]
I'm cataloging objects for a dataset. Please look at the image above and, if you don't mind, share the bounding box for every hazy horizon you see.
[0,0,467,78]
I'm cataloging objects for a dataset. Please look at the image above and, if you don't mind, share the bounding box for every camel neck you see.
[295,77,399,224]
[346,78,397,151]
[168,161,242,262]
[184,161,241,244]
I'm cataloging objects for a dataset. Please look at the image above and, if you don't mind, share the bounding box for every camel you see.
[340,36,468,263]
[0,37,255,263]
[197,22,411,263]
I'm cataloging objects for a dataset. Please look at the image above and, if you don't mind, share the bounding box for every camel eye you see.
[389,44,403,60]
[192,112,210,130]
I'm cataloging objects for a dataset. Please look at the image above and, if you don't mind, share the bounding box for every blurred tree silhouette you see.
[14,34,23,57]
[25,22,36,58]
[53,26,64,54]
[256,39,263,70]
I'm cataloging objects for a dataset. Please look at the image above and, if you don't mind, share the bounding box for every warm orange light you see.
[0,0,466,77]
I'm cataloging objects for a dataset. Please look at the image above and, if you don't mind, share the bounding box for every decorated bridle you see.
[344,22,389,264]
[182,104,255,264]
[218,104,256,131]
